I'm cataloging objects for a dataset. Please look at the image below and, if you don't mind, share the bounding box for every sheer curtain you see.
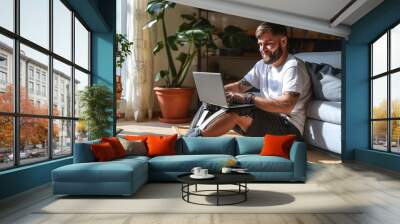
[124,0,154,121]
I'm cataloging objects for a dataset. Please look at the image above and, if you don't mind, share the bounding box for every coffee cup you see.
[191,167,202,176]
[200,169,208,176]
[221,167,232,174]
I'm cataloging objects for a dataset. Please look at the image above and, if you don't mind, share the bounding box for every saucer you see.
[190,174,215,179]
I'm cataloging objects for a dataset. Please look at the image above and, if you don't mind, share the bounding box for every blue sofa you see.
[52,137,307,196]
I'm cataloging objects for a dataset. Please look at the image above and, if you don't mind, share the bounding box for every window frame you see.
[370,20,400,154]
[0,0,92,171]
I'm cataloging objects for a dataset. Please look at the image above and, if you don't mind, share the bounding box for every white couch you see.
[294,51,342,154]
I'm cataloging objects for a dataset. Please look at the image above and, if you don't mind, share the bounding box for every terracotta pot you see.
[154,87,195,124]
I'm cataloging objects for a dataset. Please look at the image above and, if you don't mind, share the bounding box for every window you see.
[36,83,40,95]
[53,59,72,117]
[53,119,72,158]
[28,81,34,94]
[53,0,72,60]
[74,69,89,118]
[35,70,40,81]
[42,85,46,97]
[371,23,400,154]
[0,71,6,85]
[0,0,91,170]
[0,116,13,170]
[0,0,14,32]
[0,55,7,67]
[0,34,13,113]
[20,0,49,49]
[28,67,34,80]
[75,18,90,70]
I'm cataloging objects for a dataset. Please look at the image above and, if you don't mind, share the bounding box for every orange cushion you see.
[259,134,296,159]
[91,142,117,161]
[124,135,148,141]
[101,137,126,158]
[146,134,177,157]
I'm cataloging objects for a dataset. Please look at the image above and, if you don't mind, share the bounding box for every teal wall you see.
[344,0,400,171]
[0,158,72,199]
[0,0,116,200]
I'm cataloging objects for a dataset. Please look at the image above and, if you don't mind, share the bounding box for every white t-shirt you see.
[244,54,311,134]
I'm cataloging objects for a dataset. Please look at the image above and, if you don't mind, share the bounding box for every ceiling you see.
[169,0,384,38]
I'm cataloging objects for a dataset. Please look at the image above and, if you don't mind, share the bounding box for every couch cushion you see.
[177,137,236,155]
[148,154,235,172]
[236,137,263,155]
[52,158,147,183]
[294,51,341,69]
[305,62,341,101]
[73,140,100,163]
[236,155,293,172]
[304,119,341,154]
[307,100,341,124]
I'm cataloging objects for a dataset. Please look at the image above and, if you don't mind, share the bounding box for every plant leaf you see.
[147,1,164,15]
[143,19,158,29]
[178,22,191,32]
[165,2,176,9]
[176,52,188,64]
[153,41,164,54]
[155,70,169,82]
[166,35,178,51]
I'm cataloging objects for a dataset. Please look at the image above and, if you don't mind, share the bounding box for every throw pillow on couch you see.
[118,138,147,156]
[91,142,118,161]
[260,134,296,159]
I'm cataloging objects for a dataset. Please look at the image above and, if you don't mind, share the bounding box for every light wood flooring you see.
[0,120,399,224]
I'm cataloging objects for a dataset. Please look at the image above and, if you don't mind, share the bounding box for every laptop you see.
[192,72,254,109]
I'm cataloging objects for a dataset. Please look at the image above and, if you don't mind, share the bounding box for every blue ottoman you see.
[52,156,148,196]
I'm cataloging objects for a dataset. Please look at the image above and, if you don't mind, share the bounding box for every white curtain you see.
[124,0,154,121]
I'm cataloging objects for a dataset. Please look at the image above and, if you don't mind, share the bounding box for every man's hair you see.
[255,22,287,39]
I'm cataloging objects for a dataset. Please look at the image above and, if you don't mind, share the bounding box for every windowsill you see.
[355,148,400,172]
[357,148,400,156]
[0,156,72,175]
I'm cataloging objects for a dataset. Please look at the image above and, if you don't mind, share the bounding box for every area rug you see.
[37,183,361,214]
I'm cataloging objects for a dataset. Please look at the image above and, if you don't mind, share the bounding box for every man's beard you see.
[262,46,283,64]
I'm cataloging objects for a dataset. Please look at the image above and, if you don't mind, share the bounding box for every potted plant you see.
[115,33,133,100]
[79,84,113,140]
[145,0,215,123]
[217,25,255,56]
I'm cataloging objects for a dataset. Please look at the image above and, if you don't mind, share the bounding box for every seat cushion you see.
[236,155,293,172]
[177,137,236,155]
[307,100,341,124]
[304,119,341,154]
[52,158,147,183]
[305,62,341,101]
[148,154,235,172]
[236,137,263,155]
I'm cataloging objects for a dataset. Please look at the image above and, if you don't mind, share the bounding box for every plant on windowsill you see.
[144,0,215,123]
[79,84,113,140]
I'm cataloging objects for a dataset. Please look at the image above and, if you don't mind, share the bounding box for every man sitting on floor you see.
[186,22,311,139]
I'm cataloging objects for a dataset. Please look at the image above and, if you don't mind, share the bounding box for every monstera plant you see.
[144,0,215,123]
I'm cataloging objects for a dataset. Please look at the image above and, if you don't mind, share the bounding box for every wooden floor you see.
[0,121,399,224]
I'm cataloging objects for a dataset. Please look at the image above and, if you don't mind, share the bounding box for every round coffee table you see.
[177,173,255,206]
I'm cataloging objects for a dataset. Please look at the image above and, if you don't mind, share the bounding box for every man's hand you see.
[226,92,254,104]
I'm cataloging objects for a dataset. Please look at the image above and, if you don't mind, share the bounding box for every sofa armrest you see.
[73,140,100,163]
[289,141,307,182]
